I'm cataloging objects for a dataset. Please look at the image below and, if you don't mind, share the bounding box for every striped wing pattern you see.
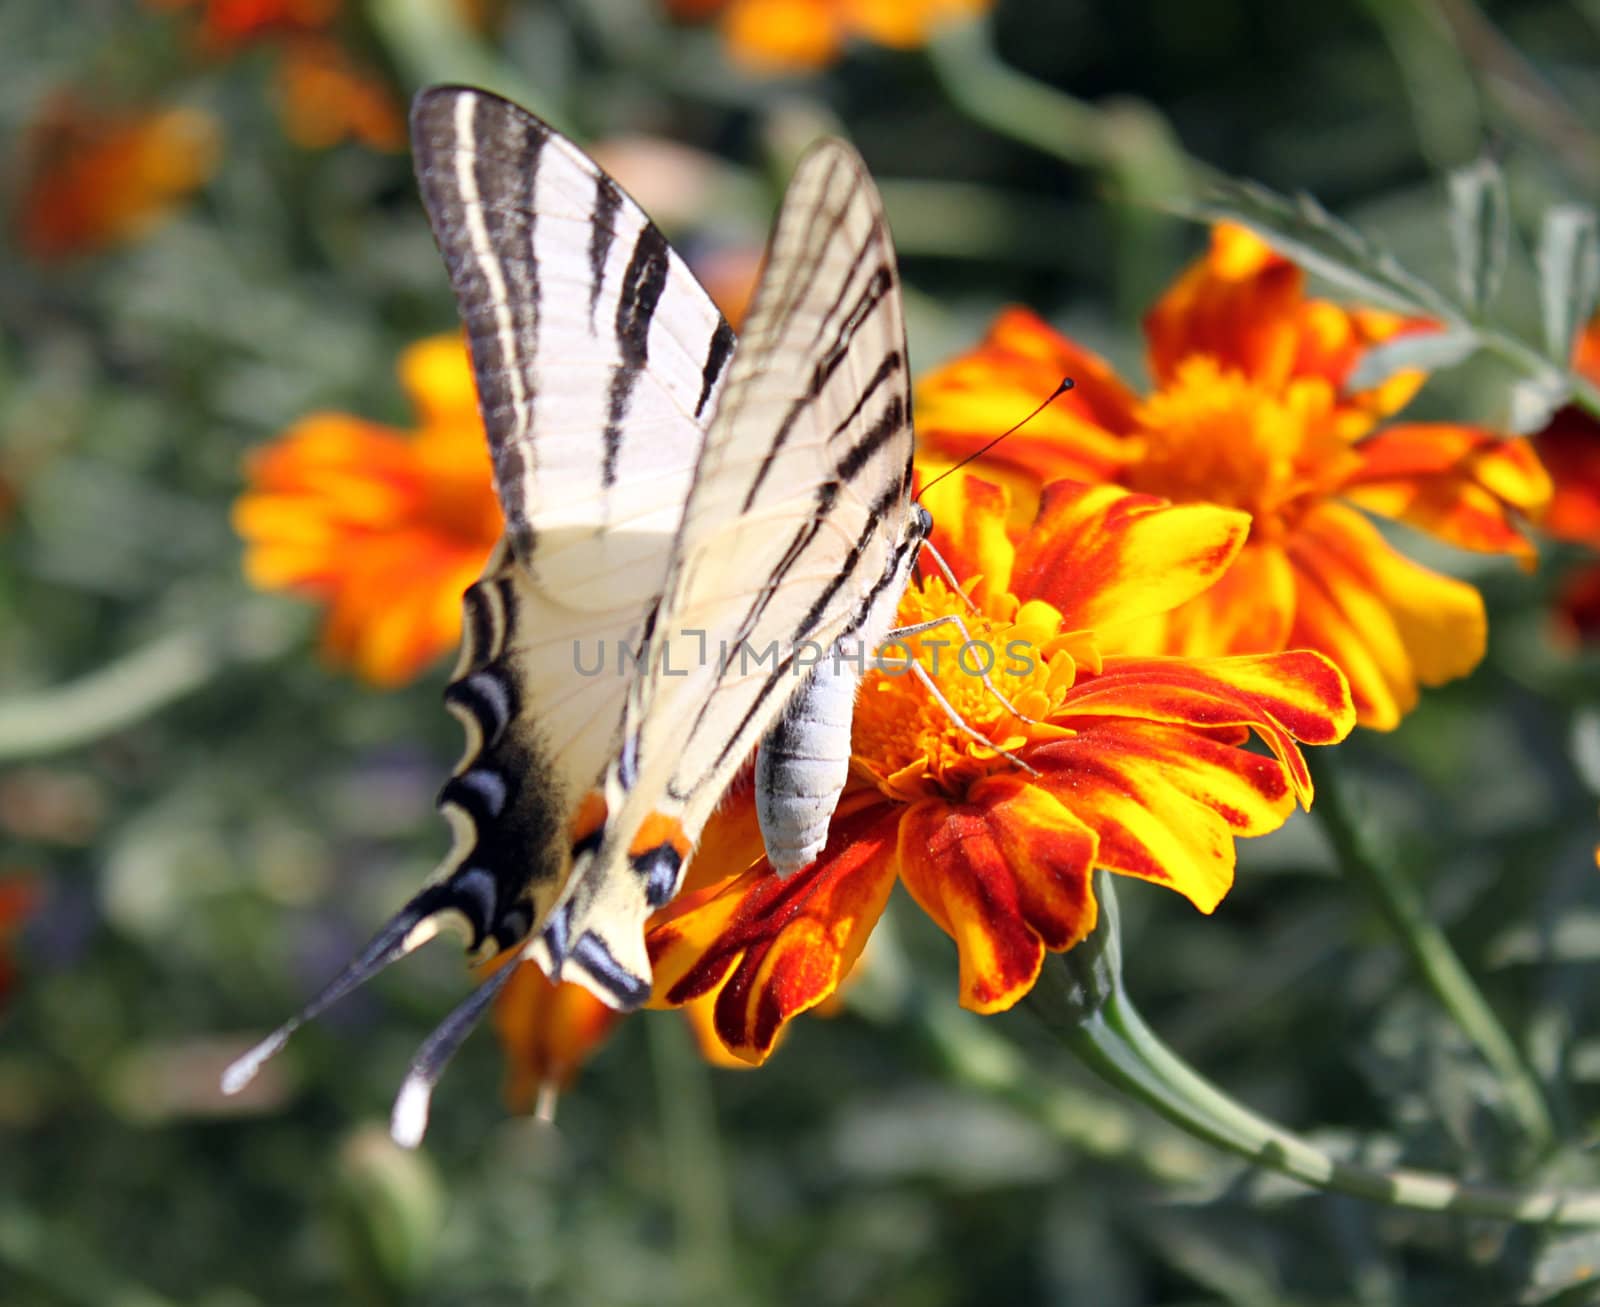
[407,87,738,949]
[223,87,734,1102]
[533,139,918,1008]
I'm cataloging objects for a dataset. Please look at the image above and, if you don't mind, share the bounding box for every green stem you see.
[647,1015,737,1304]
[0,603,301,762]
[1309,750,1555,1152]
[1029,876,1596,1224]
[1061,990,1600,1224]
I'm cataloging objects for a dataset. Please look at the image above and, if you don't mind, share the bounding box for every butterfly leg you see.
[886,612,1044,727]
[916,539,982,614]
[904,659,1040,777]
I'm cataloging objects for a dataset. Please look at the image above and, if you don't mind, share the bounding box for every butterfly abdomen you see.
[756,651,858,876]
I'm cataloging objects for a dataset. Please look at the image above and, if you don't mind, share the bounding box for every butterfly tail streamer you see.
[220,885,454,1094]
[390,952,523,1148]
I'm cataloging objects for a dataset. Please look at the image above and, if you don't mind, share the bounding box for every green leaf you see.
[1344,326,1479,391]
[1187,177,1463,322]
[1537,204,1600,364]
[1448,157,1510,315]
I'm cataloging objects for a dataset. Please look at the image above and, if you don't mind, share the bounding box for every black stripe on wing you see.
[602,224,672,488]
[435,560,566,953]
[412,88,548,550]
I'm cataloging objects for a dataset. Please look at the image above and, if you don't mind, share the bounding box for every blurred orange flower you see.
[646,475,1355,1062]
[15,95,220,261]
[490,954,754,1113]
[667,0,991,70]
[275,37,406,152]
[917,225,1553,730]
[490,960,624,1115]
[1531,317,1600,643]
[144,0,340,52]
[233,337,503,686]
[148,0,403,151]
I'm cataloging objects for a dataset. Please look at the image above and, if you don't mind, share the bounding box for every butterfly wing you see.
[411,85,739,949]
[533,137,920,1008]
[225,88,732,1095]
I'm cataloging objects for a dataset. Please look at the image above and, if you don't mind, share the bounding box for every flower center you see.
[1123,356,1358,540]
[849,575,1083,802]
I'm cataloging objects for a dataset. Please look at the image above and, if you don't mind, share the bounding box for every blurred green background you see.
[6,1,1600,1303]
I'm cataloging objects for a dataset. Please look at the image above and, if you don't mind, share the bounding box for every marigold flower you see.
[15,94,220,261]
[666,0,991,70]
[233,337,503,686]
[916,225,1552,730]
[645,475,1356,1062]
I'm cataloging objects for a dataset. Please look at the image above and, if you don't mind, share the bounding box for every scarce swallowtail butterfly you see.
[224,85,933,1141]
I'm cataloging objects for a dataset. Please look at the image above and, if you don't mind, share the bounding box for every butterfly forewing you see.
[534,138,917,1007]
[410,87,740,946]
[224,88,735,1099]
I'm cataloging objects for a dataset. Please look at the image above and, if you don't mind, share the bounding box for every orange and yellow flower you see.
[15,94,220,261]
[666,0,991,70]
[644,474,1356,1062]
[233,337,503,686]
[916,225,1552,730]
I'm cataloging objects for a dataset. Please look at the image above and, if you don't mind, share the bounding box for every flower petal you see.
[1144,224,1434,422]
[401,334,484,429]
[917,470,1018,602]
[1553,559,1600,647]
[490,960,623,1108]
[233,342,503,686]
[1104,539,1298,658]
[915,307,1136,494]
[1535,408,1600,548]
[1011,482,1249,632]
[897,784,1099,1013]
[1026,717,1298,911]
[1342,424,1550,560]
[1286,502,1485,730]
[1144,224,1305,391]
[646,802,900,1062]
[1058,649,1354,804]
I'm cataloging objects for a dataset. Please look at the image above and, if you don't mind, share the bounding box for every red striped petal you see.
[897,785,1099,1013]
[1012,482,1248,632]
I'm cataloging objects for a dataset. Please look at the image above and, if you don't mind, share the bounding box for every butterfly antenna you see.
[916,376,1074,501]
[390,954,522,1149]
[220,888,451,1096]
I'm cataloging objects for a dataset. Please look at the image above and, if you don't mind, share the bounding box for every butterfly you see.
[224,85,932,1142]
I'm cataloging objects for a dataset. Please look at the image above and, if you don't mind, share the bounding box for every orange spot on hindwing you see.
[569,790,609,859]
[629,812,691,908]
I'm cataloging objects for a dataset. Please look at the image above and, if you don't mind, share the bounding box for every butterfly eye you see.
[915,504,934,536]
